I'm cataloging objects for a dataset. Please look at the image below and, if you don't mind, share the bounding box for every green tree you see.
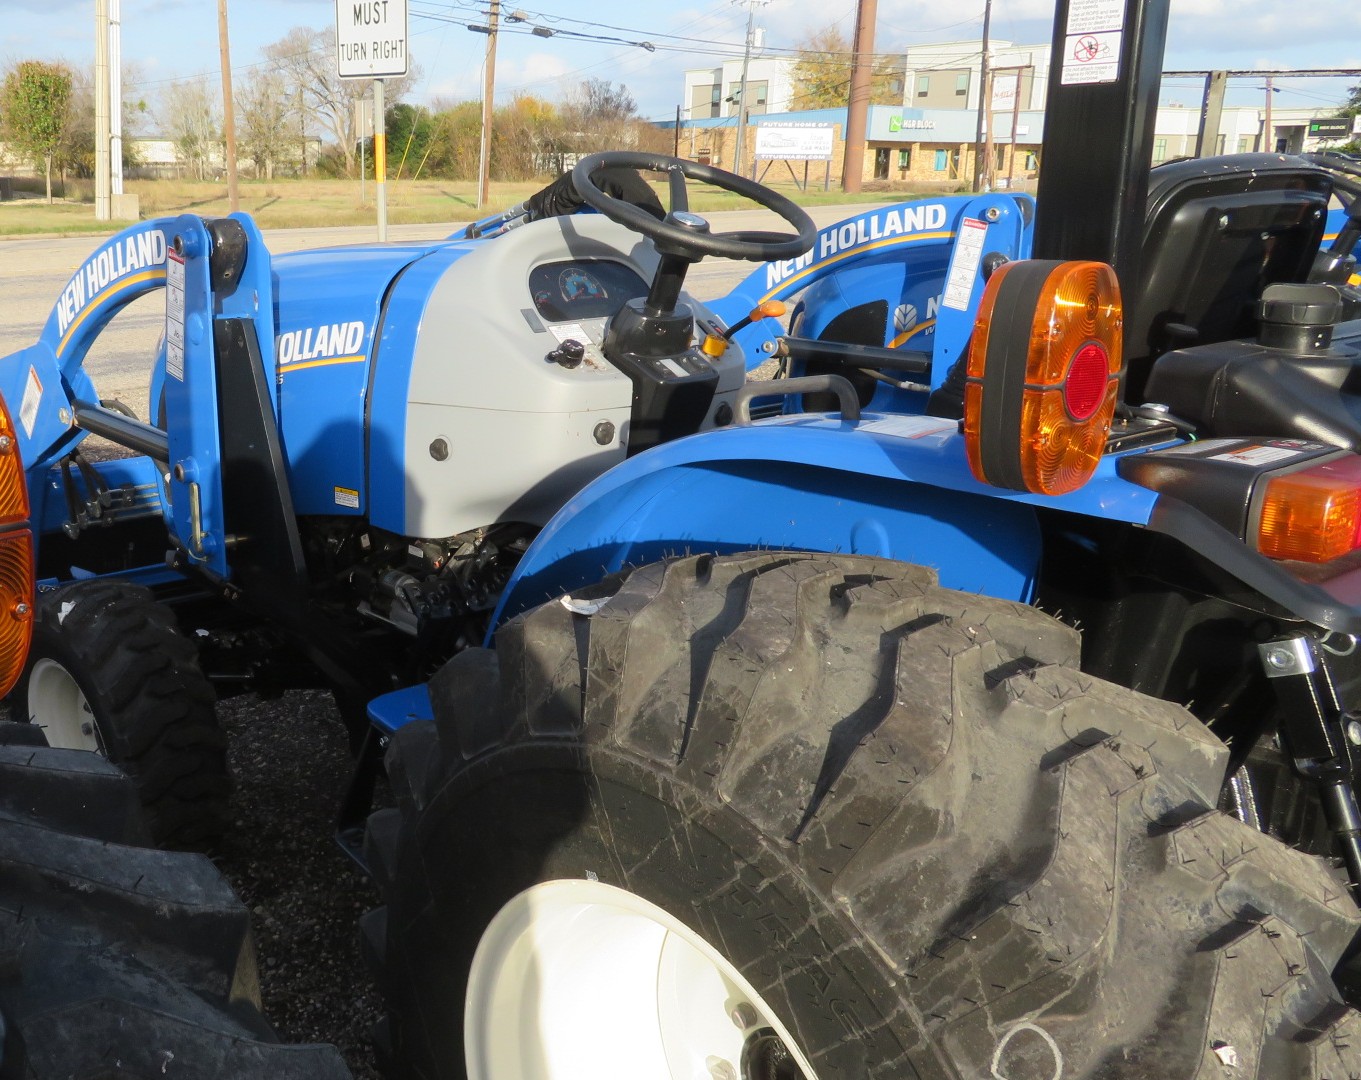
[790,26,904,111]
[0,60,74,203]
[385,101,435,179]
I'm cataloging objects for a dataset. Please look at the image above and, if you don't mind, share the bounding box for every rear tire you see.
[366,552,1361,1079]
[0,723,350,1079]
[16,578,230,848]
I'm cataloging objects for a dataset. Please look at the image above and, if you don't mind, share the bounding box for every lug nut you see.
[730,1002,758,1030]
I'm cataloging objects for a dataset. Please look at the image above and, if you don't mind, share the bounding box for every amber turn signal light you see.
[0,395,32,698]
[1257,455,1361,563]
[963,260,1123,495]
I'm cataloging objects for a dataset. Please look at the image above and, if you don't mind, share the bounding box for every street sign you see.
[336,0,409,79]
[1307,117,1353,139]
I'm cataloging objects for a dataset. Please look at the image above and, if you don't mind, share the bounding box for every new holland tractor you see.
[7,0,1361,1073]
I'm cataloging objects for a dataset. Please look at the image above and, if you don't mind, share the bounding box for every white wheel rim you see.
[466,878,818,1080]
[27,658,103,753]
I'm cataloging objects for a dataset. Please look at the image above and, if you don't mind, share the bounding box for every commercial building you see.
[677,41,1351,188]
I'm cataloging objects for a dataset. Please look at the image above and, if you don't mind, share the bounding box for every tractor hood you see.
[270,239,469,518]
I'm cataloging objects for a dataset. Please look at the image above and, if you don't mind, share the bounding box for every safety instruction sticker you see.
[858,416,958,440]
[334,486,360,509]
[942,218,988,311]
[1212,444,1310,467]
[19,366,42,439]
[166,250,186,381]
[1061,0,1123,85]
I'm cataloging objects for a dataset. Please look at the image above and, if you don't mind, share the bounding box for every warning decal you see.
[1061,0,1124,85]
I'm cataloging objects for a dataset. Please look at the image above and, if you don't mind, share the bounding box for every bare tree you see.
[264,26,414,178]
[561,78,641,154]
[161,78,221,180]
[237,66,295,178]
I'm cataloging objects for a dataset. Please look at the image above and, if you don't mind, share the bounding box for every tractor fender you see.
[493,413,1159,625]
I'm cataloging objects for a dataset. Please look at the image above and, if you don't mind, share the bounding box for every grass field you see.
[0,175,914,237]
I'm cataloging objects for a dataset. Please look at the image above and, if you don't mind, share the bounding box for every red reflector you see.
[1064,342,1110,421]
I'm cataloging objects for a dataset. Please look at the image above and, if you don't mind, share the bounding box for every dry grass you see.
[0,175,905,237]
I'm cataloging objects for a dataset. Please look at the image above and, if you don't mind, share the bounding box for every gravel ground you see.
[213,689,389,1078]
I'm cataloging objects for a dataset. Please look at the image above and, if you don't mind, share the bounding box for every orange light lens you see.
[0,530,33,698]
[964,260,1123,496]
[1258,456,1361,563]
[1019,383,1120,494]
[0,397,28,528]
[0,393,32,698]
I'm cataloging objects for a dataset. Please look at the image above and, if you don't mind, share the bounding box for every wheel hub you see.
[465,879,815,1080]
[26,658,103,753]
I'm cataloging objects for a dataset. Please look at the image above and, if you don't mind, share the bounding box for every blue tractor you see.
[6,0,1361,1073]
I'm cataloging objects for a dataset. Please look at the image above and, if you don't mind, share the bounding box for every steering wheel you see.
[571,151,816,263]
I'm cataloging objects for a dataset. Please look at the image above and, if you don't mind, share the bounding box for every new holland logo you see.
[764,204,950,292]
[276,321,368,369]
[56,231,168,339]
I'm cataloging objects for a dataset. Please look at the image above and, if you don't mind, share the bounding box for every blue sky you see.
[5,0,1358,125]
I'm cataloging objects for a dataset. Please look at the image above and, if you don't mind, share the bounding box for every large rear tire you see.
[0,724,350,1079]
[366,553,1361,1079]
[16,578,230,848]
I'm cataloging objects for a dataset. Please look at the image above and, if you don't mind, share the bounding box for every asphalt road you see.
[0,203,879,413]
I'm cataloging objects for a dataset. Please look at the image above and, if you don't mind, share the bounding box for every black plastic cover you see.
[1118,437,1342,536]
[1124,155,1332,401]
[1143,321,1361,447]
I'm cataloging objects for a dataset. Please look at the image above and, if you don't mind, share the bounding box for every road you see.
[0,203,880,412]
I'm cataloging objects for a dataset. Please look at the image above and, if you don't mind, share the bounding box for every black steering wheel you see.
[571,151,816,263]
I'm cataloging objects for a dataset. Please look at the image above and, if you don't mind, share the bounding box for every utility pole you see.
[841,0,877,193]
[972,0,993,192]
[733,0,768,179]
[982,67,995,191]
[217,0,240,212]
[95,0,110,220]
[477,0,500,209]
[110,0,123,203]
[1264,74,1274,153]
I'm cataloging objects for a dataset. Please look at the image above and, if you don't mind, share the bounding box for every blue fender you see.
[493,412,1160,627]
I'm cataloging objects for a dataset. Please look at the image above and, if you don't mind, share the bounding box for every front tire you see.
[366,553,1361,1079]
[0,724,350,1079]
[17,578,230,848]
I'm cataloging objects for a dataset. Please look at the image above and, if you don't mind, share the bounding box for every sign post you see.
[335,0,409,241]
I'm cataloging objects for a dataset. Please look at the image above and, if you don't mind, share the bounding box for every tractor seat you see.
[1126,154,1332,405]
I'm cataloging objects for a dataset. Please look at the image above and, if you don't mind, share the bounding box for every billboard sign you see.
[754,123,836,161]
